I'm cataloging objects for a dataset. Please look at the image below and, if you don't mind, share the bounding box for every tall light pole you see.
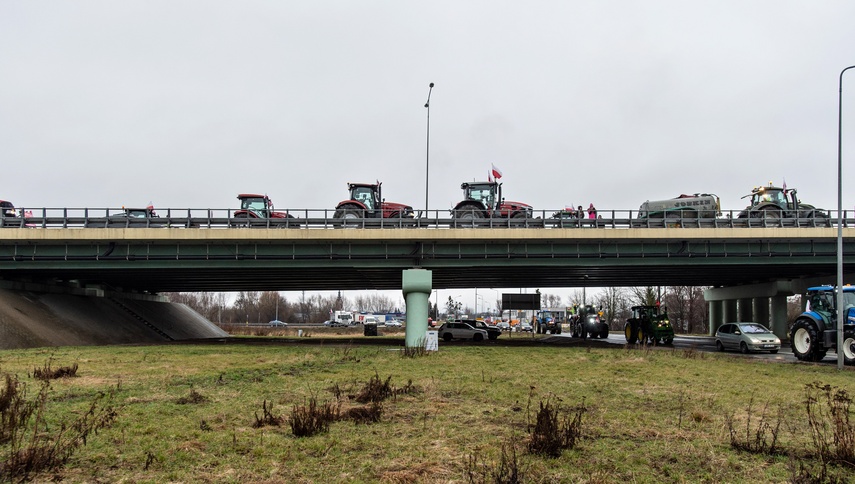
[425,82,434,217]
[837,66,855,370]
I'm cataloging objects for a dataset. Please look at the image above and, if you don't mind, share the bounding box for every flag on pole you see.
[491,163,503,180]
[782,178,787,191]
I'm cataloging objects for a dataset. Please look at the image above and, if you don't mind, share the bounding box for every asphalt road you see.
[564,331,806,364]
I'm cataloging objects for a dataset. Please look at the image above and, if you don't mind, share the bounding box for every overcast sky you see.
[3,1,855,215]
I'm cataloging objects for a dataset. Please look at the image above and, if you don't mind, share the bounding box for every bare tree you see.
[594,287,629,330]
[660,286,708,334]
[629,287,658,306]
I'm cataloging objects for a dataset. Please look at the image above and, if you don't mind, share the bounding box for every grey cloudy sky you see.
[3,1,855,215]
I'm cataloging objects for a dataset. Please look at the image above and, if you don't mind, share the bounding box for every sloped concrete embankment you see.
[0,289,227,350]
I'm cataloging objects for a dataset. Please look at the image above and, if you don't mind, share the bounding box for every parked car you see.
[496,321,511,331]
[437,322,488,342]
[385,319,403,328]
[461,319,501,340]
[518,321,533,332]
[715,322,780,354]
[269,320,287,327]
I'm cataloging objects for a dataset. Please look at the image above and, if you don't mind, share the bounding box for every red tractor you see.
[233,194,292,219]
[333,182,415,219]
[452,181,533,220]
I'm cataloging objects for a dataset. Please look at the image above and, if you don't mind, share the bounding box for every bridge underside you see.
[0,227,852,292]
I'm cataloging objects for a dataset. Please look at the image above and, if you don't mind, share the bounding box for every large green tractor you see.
[624,305,674,345]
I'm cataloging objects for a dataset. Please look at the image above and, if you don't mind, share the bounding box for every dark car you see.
[461,319,501,340]
[1,200,20,227]
[108,207,163,227]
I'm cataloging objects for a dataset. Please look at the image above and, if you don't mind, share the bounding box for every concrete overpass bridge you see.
[1,224,853,340]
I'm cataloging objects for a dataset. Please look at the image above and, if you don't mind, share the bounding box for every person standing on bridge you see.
[588,203,597,219]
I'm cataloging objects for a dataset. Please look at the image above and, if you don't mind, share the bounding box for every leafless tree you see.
[594,287,629,329]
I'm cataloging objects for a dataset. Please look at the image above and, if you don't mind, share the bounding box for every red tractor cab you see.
[334,182,415,219]
[234,194,292,219]
[452,182,533,220]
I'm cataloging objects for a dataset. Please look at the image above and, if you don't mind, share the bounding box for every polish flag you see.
[491,163,503,180]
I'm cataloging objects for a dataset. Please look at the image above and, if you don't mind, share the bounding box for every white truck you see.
[333,311,354,326]
[637,193,720,219]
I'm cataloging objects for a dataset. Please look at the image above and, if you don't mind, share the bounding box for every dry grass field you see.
[1,337,854,483]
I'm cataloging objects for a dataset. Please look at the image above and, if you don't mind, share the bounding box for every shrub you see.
[527,396,586,457]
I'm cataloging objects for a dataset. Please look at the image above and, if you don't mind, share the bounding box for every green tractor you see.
[624,305,674,345]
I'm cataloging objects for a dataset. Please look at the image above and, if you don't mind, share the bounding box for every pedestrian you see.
[588,203,597,219]
[576,205,584,219]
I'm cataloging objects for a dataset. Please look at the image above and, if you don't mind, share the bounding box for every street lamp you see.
[424,82,434,217]
[837,65,855,370]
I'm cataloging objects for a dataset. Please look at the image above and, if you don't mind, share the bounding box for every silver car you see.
[715,322,780,354]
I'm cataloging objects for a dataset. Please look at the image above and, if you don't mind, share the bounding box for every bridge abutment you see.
[402,269,432,348]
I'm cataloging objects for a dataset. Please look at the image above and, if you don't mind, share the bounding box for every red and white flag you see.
[491,163,503,180]
[487,170,493,183]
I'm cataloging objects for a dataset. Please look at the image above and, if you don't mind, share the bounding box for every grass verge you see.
[0,343,854,482]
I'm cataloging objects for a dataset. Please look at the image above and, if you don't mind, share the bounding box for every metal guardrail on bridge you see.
[0,207,848,229]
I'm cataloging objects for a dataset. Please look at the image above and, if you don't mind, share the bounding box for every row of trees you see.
[166,291,404,326]
[167,286,802,333]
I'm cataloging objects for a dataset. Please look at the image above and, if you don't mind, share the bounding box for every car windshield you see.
[738,323,771,334]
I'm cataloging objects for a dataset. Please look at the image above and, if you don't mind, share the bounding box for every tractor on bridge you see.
[333,182,415,219]
[234,194,292,220]
[791,286,855,364]
[624,304,674,345]
[452,181,533,221]
[737,183,828,220]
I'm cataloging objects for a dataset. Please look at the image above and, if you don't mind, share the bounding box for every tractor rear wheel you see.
[762,208,783,219]
[600,329,609,339]
[625,323,637,343]
[791,319,827,362]
[842,331,855,365]
[455,206,484,220]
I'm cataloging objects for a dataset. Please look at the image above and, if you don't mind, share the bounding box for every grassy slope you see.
[0,342,852,483]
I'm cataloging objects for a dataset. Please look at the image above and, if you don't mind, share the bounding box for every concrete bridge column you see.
[753,297,770,326]
[738,298,753,322]
[723,300,738,325]
[770,295,789,340]
[402,269,432,348]
[708,300,723,335]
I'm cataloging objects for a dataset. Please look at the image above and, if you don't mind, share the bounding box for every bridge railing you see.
[0,207,851,229]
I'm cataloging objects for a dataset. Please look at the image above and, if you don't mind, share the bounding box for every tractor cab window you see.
[352,187,376,210]
[810,293,833,312]
[758,190,787,207]
[467,186,495,208]
[242,198,266,212]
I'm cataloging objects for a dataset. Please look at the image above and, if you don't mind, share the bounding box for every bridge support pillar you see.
[708,300,723,335]
[402,269,432,348]
[770,295,789,340]
[738,298,753,322]
[723,300,737,325]
[753,297,770,326]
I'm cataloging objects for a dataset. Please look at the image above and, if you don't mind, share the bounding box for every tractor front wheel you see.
[791,319,827,362]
